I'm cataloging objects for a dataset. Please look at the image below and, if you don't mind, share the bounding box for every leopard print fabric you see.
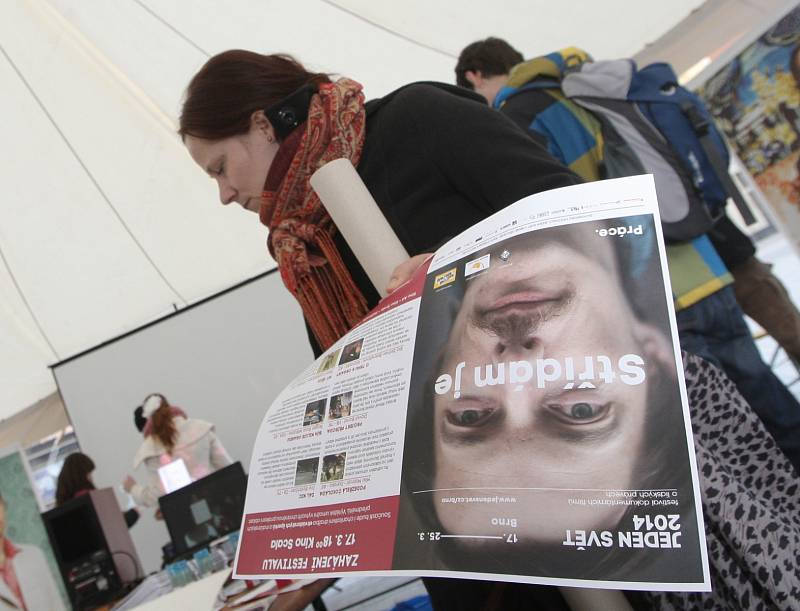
[644,353,800,610]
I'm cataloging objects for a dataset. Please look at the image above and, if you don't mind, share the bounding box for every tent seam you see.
[318,0,458,59]
[0,44,189,308]
[0,239,60,360]
[132,0,211,58]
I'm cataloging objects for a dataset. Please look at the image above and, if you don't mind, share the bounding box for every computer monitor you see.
[159,462,246,558]
[42,489,138,608]
[47,500,106,564]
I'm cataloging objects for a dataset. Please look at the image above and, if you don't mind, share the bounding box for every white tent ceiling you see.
[1,0,709,422]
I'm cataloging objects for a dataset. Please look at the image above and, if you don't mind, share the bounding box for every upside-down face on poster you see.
[234,176,710,592]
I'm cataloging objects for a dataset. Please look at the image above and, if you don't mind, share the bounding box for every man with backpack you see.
[455,38,800,471]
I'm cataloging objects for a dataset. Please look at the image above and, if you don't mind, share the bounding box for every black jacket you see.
[308,82,579,356]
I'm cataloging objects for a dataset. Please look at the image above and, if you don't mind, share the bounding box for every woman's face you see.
[185,112,280,214]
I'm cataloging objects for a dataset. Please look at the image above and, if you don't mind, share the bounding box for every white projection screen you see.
[52,271,314,574]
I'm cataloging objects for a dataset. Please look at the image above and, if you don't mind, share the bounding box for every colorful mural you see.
[699,5,800,248]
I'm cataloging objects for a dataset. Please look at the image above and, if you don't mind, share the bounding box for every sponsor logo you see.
[434,268,457,289]
[465,254,490,277]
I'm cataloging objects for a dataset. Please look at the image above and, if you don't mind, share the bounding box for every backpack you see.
[507,60,744,242]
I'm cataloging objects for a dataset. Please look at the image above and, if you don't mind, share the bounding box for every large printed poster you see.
[392,215,701,585]
[0,447,68,610]
[235,176,710,591]
[699,5,800,249]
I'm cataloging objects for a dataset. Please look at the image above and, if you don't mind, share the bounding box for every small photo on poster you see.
[317,348,342,373]
[338,338,364,365]
[328,391,353,420]
[302,399,327,427]
[320,452,346,482]
[294,457,320,486]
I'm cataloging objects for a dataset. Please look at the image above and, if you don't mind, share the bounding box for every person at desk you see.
[123,393,232,507]
[56,452,139,527]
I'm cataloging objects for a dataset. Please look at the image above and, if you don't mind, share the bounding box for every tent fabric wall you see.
[2,0,708,421]
[0,260,59,413]
[0,393,70,449]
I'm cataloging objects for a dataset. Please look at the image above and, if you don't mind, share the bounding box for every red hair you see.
[148,395,179,453]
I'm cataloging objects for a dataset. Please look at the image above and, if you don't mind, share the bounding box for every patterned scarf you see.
[260,78,369,351]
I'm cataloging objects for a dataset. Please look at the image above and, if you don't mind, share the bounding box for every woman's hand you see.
[122,475,136,493]
[386,253,433,293]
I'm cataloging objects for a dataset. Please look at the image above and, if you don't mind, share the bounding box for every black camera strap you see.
[265,83,317,140]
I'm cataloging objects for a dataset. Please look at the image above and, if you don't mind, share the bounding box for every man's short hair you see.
[455,37,524,89]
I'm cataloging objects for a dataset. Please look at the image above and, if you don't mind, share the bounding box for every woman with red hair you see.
[123,393,232,507]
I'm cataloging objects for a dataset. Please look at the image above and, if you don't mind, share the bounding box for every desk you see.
[270,579,335,611]
[129,571,334,611]
[134,570,227,610]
